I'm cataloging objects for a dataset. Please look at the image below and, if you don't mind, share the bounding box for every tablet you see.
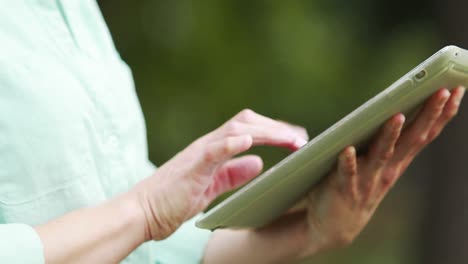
[196,45,468,230]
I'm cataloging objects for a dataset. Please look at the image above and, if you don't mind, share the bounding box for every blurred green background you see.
[99,1,467,263]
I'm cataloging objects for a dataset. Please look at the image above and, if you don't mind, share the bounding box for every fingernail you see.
[441,89,451,101]
[295,138,308,148]
[398,113,406,124]
[346,146,356,158]
[390,114,404,129]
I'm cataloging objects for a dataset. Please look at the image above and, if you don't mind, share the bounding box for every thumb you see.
[204,155,263,200]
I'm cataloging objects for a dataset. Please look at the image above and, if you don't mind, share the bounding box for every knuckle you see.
[203,148,217,163]
[380,175,394,189]
[222,137,236,154]
[224,121,242,136]
[415,134,428,145]
[334,232,356,247]
[236,109,256,122]
[379,149,394,162]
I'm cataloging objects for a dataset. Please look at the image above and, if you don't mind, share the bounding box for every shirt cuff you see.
[0,223,45,264]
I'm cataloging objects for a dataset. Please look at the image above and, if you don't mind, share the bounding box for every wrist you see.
[247,227,307,264]
[295,226,339,260]
[250,217,327,262]
[113,191,150,243]
[127,179,176,241]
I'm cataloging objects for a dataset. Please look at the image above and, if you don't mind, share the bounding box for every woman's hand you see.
[247,87,465,261]
[131,109,309,240]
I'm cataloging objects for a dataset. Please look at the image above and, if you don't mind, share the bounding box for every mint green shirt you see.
[0,1,211,263]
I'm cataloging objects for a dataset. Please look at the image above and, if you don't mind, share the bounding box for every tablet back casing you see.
[196,46,468,230]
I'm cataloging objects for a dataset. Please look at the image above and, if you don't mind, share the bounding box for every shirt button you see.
[108,135,119,148]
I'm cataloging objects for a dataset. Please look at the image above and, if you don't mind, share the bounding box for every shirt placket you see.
[32,1,127,197]
[33,0,78,58]
[84,61,129,197]
[104,126,126,195]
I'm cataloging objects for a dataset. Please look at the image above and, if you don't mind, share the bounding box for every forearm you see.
[35,192,146,264]
[202,227,310,264]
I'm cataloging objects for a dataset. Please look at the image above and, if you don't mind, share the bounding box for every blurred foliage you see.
[99,0,438,165]
[99,0,442,263]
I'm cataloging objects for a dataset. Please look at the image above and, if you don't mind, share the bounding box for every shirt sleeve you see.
[0,224,45,264]
[151,214,213,264]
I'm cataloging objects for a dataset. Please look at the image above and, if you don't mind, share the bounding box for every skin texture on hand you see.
[250,87,465,261]
[130,109,309,240]
[203,87,465,264]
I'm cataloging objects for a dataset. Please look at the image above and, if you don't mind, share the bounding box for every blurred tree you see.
[99,0,436,165]
[418,0,468,263]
